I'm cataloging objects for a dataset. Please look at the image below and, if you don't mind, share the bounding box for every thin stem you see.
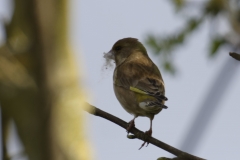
[84,103,205,160]
[229,52,240,61]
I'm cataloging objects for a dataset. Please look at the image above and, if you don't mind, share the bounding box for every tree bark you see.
[0,1,92,160]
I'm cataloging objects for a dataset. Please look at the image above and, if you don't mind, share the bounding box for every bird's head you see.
[104,38,148,66]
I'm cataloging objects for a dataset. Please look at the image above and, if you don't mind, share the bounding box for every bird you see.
[104,38,168,149]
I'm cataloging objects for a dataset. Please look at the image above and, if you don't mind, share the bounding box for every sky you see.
[1,0,240,160]
[70,1,240,160]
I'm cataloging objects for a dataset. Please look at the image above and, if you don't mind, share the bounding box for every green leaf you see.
[204,0,224,16]
[170,0,185,11]
[209,37,226,56]
[186,18,202,32]
[145,36,161,54]
[163,61,176,74]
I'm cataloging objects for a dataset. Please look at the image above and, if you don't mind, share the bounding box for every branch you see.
[84,104,205,160]
[229,52,240,61]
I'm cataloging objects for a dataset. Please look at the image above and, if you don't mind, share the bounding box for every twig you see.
[229,52,240,61]
[84,103,205,160]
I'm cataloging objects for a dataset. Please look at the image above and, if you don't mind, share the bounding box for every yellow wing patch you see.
[130,86,147,95]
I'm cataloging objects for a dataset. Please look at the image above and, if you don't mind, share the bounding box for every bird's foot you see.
[139,130,152,150]
[126,120,135,133]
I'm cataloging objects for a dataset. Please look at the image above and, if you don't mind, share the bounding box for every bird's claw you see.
[126,120,135,133]
[139,130,152,150]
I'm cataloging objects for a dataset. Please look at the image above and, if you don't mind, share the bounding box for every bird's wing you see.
[130,76,168,110]
[114,62,168,109]
[130,77,167,101]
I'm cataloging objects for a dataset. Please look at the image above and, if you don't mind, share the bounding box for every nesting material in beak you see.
[103,50,114,60]
[102,51,115,71]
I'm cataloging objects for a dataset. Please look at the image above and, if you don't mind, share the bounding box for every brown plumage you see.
[104,38,168,149]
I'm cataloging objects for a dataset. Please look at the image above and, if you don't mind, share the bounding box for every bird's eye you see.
[115,46,122,51]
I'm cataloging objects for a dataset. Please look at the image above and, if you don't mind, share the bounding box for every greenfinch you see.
[104,38,168,149]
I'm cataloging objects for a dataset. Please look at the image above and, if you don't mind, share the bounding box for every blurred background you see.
[1,0,240,160]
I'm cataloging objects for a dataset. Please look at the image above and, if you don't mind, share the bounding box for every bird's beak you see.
[103,50,114,60]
